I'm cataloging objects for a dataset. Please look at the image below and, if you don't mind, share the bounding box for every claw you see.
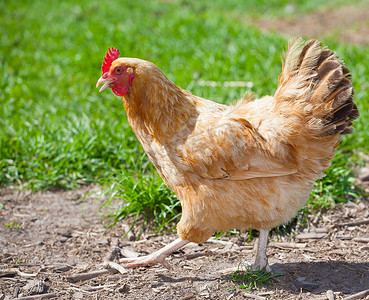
[120,255,172,269]
[161,260,172,270]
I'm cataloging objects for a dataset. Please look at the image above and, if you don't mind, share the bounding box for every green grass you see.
[230,262,280,291]
[98,155,181,234]
[6,221,22,229]
[1,0,368,230]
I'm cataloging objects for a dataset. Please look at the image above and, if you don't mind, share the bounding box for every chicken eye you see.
[115,66,124,74]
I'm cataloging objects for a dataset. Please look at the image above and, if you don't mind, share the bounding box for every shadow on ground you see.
[271,261,369,295]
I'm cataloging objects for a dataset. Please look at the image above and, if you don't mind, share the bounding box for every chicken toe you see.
[120,253,172,269]
[120,238,189,269]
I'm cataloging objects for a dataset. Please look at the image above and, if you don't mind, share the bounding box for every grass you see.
[230,262,281,291]
[98,155,181,235]
[1,0,368,231]
[6,221,22,230]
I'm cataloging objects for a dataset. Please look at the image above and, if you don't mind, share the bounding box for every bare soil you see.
[0,184,368,300]
[250,4,369,45]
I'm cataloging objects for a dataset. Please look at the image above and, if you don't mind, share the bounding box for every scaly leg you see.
[218,229,271,274]
[252,228,271,272]
[120,238,189,269]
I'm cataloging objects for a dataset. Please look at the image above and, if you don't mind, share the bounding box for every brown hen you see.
[96,39,359,271]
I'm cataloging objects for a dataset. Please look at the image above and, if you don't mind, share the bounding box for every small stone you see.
[327,289,335,300]
[295,278,320,291]
[357,202,366,211]
[73,292,84,299]
[359,167,369,181]
[295,232,327,240]
[121,247,139,258]
[60,236,68,243]
[53,265,72,273]
[22,280,47,296]
[117,283,129,294]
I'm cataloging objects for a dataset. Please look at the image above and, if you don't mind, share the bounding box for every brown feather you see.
[106,39,358,244]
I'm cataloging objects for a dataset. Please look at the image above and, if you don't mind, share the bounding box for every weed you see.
[6,221,22,229]
[230,262,281,291]
[99,156,181,235]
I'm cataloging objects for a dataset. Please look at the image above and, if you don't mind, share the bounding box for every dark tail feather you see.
[304,40,359,136]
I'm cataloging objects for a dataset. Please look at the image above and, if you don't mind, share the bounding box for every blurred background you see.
[1,0,368,226]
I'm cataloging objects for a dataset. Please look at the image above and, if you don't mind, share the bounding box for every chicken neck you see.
[122,73,199,143]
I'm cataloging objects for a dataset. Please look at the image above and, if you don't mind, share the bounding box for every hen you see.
[96,39,359,271]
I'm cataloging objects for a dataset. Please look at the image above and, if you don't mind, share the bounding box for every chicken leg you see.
[252,228,271,272]
[218,229,271,274]
[120,238,189,269]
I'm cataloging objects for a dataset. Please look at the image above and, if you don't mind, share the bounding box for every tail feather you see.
[310,63,343,105]
[272,38,359,177]
[276,38,359,137]
[316,48,336,67]
[296,41,321,76]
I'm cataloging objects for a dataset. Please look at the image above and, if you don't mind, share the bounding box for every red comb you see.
[101,47,120,74]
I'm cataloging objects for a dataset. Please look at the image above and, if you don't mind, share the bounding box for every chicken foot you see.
[120,230,270,272]
[120,238,189,269]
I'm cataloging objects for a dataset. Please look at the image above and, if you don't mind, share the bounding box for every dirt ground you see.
[0,182,369,300]
[2,4,369,300]
[250,4,369,45]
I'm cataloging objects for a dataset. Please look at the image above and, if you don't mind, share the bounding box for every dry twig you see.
[106,261,128,274]
[271,242,307,249]
[333,219,369,228]
[185,251,207,260]
[342,289,369,300]
[241,291,266,300]
[14,293,57,300]
[0,268,37,278]
[66,268,118,283]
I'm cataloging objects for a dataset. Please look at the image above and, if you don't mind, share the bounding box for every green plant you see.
[230,262,281,290]
[99,156,181,235]
[6,221,22,229]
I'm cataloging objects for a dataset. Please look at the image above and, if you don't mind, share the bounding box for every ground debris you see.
[0,268,37,278]
[333,219,369,228]
[15,292,57,300]
[241,291,266,300]
[271,242,307,249]
[249,5,369,45]
[66,268,119,283]
[53,265,73,273]
[326,289,335,300]
[120,247,139,258]
[342,288,369,300]
[1,186,369,299]
[21,279,47,296]
[295,229,328,240]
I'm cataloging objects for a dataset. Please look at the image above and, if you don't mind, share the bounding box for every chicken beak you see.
[96,76,114,92]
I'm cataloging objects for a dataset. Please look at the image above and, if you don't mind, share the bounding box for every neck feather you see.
[123,69,197,142]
